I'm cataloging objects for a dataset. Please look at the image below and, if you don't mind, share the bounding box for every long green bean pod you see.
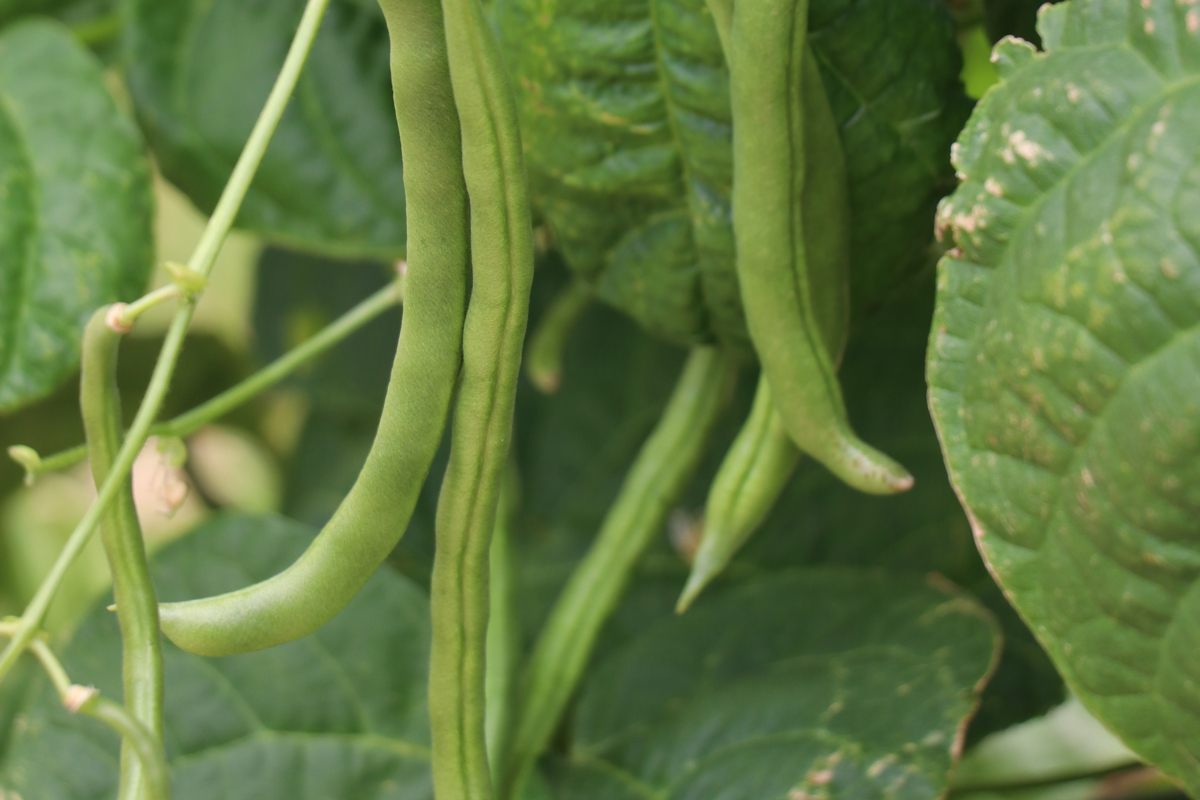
[156,0,471,657]
[80,308,165,800]
[677,375,799,612]
[430,0,535,797]
[678,47,861,612]
[502,348,739,799]
[728,0,912,496]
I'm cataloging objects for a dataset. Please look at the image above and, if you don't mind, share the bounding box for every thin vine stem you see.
[25,279,402,478]
[0,0,332,684]
[0,624,171,799]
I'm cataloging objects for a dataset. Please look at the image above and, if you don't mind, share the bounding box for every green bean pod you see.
[677,47,862,612]
[430,0,535,797]
[80,307,165,800]
[157,0,471,657]
[729,0,912,496]
[502,348,739,800]
[677,375,799,612]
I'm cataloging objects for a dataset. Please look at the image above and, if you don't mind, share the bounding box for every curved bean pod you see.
[430,0,535,797]
[729,0,912,495]
[501,348,739,800]
[81,308,165,800]
[157,0,471,657]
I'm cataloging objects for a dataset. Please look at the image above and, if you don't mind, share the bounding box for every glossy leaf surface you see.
[547,570,999,800]
[929,1,1200,788]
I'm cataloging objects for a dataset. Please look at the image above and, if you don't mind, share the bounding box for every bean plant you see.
[0,0,1195,798]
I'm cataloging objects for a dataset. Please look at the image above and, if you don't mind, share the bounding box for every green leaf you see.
[123,0,405,260]
[548,570,999,800]
[0,513,435,799]
[493,0,968,347]
[928,1,1200,789]
[0,20,153,413]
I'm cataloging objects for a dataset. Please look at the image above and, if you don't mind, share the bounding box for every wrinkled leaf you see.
[0,20,153,413]
[548,570,999,800]
[124,0,405,259]
[494,0,968,347]
[928,1,1200,789]
[0,513,435,799]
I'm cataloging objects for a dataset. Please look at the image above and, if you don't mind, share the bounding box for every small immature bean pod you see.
[729,0,912,495]
[430,0,535,797]
[156,0,471,657]
[677,375,799,612]
[81,307,165,800]
[502,348,739,800]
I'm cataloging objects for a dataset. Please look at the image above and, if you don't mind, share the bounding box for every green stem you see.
[16,637,170,800]
[501,347,739,799]
[0,0,331,685]
[524,279,591,394]
[28,281,401,478]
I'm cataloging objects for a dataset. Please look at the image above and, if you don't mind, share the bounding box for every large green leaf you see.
[123,0,405,259]
[545,570,999,800]
[0,513,435,799]
[0,20,153,413]
[928,1,1200,789]
[493,0,968,348]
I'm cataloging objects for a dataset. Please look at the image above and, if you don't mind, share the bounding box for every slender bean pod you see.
[729,0,912,495]
[430,0,535,796]
[156,0,471,657]
[80,308,165,800]
[524,279,591,394]
[502,348,739,800]
[678,46,862,612]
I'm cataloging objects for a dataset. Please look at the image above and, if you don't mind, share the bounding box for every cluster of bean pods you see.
[36,1,915,798]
